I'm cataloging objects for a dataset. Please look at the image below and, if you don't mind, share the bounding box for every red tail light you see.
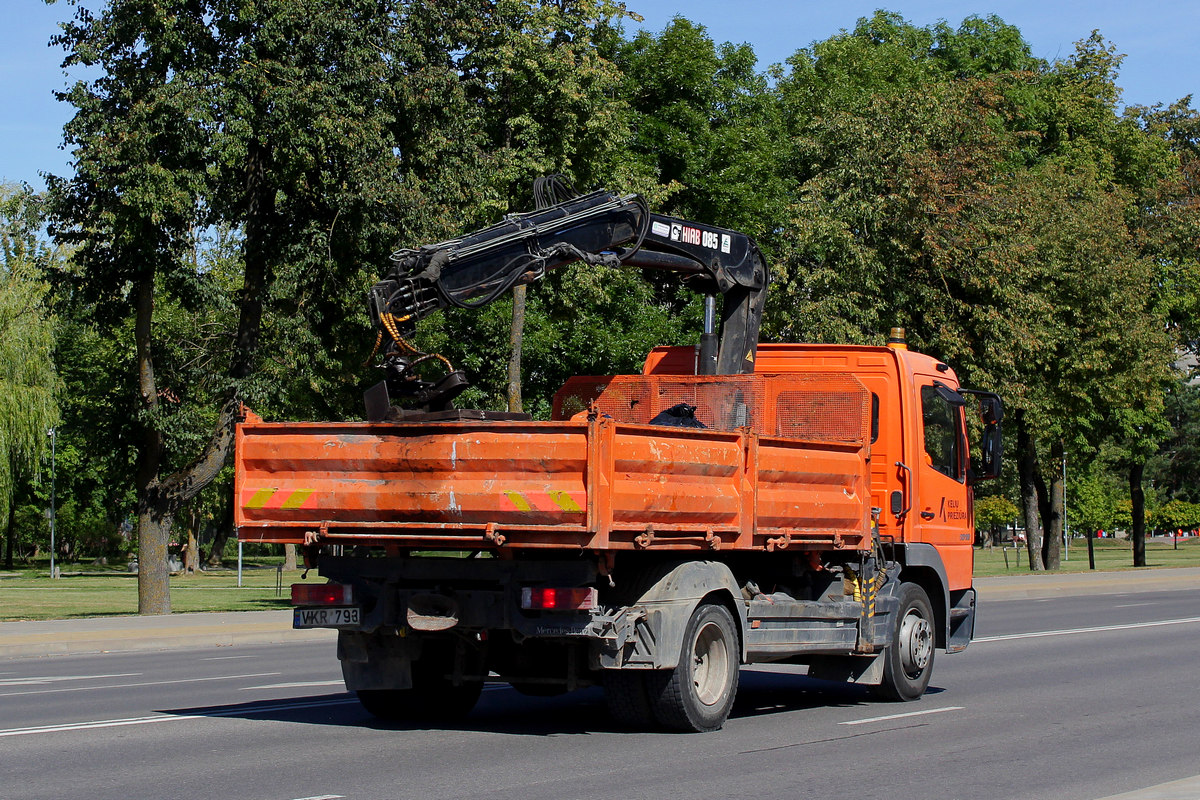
[521,586,597,610]
[291,583,353,606]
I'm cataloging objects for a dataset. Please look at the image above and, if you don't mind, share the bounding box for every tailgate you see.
[235,416,590,547]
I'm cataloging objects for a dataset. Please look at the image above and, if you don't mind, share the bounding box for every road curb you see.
[975,566,1200,601]
[0,609,336,659]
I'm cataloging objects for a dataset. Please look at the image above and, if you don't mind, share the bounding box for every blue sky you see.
[3,1,1196,192]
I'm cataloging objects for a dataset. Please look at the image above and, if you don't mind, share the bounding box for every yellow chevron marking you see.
[245,489,276,509]
[281,489,314,509]
[548,491,583,513]
[504,491,532,512]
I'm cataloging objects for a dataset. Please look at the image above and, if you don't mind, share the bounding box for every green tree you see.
[1149,498,1200,534]
[49,0,402,613]
[974,495,1019,546]
[387,0,666,416]
[0,185,60,570]
[774,15,1179,571]
[1070,457,1128,536]
[1147,380,1200,504]
[616,17,788,239]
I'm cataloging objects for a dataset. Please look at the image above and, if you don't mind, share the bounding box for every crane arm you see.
[367,184,769,411]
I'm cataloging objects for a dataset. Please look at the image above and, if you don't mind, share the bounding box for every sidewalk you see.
[975,565,1200,601]
[0,609,335,659]
[2,568,1197,659]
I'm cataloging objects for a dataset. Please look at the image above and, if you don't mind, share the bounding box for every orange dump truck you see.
[235,184,1002,731]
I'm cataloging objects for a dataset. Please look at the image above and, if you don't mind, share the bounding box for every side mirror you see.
[977,420,1002,480]
[961,390,1003,482]
[980,394,1002,426]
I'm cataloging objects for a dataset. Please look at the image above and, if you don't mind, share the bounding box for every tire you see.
[603,671,655,728]
[356,682,482,722]
[356,641,483,722]
[873,582,935,702]
[509,682,567,697]
[647,602,740,732]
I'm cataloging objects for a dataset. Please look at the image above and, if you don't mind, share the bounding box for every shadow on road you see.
[159,669,944,736]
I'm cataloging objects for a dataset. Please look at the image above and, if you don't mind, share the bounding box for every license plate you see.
[294,606,361,628]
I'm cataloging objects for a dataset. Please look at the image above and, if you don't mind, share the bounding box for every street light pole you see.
[48,427,57,580]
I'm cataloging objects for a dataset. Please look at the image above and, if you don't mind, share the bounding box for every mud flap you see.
[806,653,886,685]
[338,630,416,691]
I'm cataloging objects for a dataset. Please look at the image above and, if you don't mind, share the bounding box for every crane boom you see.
[366,184,769,411]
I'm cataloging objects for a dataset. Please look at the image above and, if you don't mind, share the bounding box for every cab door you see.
[912,376,973,588]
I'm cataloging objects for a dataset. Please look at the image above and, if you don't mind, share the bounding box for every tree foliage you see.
[771,12,1189,569]
[39,3,1200,584]
[0,185,60,569]
[48,0,404,611]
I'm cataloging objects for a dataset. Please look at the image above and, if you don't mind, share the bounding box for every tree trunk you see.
[3,497,13,570]
[1130,461,1147,567]
[1043,440,1064,570]
[1033,466,1051,566]
[137,504,172,614]
[134,270,170,614]
[185,529,199,574]
[507,284,526,414]
[283,543,297,571]
[1016,413,1045,571]
[206,493,234,567]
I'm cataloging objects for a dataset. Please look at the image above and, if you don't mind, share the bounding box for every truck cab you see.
[644,330,1000,654]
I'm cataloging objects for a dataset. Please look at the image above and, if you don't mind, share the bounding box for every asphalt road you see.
[2,588,1198,800]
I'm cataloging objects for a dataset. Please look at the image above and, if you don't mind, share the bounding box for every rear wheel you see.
[603,671,654,727]
[356,641,483,721]
[873,582,935,701]
[647,602,740,732]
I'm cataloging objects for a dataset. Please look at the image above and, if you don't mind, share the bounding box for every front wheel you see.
[873,582,935,702]
[647,602,740,732]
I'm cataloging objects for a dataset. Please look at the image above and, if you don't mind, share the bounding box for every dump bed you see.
[235,373,873,553]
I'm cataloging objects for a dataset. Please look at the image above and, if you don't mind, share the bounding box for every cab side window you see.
[921,385,963,482]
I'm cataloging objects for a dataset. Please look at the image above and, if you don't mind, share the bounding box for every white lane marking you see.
[0,672,281,698]
[241,680,344,690]
[0,696,357,738]
[1113,602,1155,608]
[202,655,256,661]
[1093,774,1200,800]
[0,673,140,687]
[243,680,512,692]
[976,615,1200,643]
[289,796,346,800]
[840,706,964,726]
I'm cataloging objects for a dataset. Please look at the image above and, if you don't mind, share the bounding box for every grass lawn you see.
[2,538,1197,620]
[0,562,302,622]
[973,535,1200,577]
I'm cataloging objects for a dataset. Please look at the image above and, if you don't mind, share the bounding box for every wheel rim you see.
[692,620,731,706]
[898,608,933,678]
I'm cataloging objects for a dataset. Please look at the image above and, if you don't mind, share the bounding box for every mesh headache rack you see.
[552,373,871,445]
